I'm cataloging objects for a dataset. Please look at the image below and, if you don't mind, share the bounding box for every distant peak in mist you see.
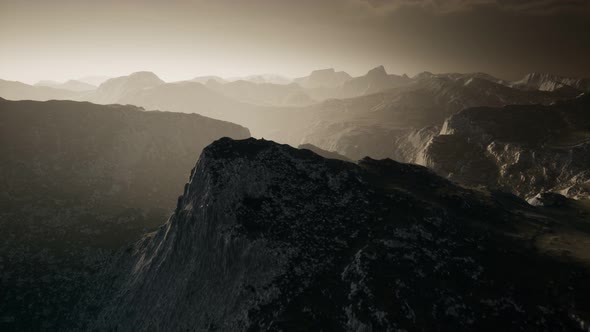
[34,79,96,92]
[366,65,387,77]
[127,71,163,81]
[295,68,352,89]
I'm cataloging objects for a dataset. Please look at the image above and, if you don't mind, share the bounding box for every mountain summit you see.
[89,71,165,104]
[79,137,590,331]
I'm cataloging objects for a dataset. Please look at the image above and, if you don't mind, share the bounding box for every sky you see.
[1,0,589,84]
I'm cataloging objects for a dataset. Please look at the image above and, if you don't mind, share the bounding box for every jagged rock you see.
[421,94,590,200]
[528,192,569,207]
[78,138,590,331]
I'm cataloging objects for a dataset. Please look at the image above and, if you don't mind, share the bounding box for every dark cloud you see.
[359,0,590,15]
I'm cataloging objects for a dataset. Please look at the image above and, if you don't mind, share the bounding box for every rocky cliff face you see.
[285,74,578,161]
[0,98,250,330]
[421,94,590,200]
[512,73,590,92]
[80,138,590,331]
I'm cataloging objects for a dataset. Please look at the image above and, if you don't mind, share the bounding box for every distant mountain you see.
[35,79,97,91]
[88,71,165,104]
[116,81,255,123]
[191,75,228,84]
[339,65,411,98]
[267,73,578,161]
[512,72,590,92]
[77,138,590,331]
[232,74,292,85]
[294,68,351,89]
[419,93,590,200]
[0,98,250,330]
[0,79,81,101]
[206,80,314,106]
[77,75,111,86]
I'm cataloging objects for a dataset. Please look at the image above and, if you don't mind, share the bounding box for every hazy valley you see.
[2,0,590,329]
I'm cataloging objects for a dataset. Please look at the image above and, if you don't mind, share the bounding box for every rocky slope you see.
[269,73,578,161]
[78,138,590,331]
[512,73,590,92]
[420,94,590,200]
[0,98,249,330]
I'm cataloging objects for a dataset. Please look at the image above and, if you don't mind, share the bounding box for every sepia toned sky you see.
[1,0,589,84]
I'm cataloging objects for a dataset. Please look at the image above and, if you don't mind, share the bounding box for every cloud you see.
[355,0,590,15]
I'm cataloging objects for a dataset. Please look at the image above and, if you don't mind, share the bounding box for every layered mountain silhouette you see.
[339,65,410,98]
[0,98,249,330]
[34,79,96,92]
[206,80,314,106]
[420,93,590,200]
[267,72,579,161]
[0,79,82,101]
[75,138,590,331]
[87,71,165,104]
[191,75,228,84]
[294,68,352,89]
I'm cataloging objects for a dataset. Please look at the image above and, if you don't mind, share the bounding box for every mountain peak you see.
[127,71,164,82]
[366,65,387,77]
[310,68,336,75]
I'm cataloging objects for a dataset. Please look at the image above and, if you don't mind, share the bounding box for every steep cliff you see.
[80,138,590,331]
[422,94,590,200]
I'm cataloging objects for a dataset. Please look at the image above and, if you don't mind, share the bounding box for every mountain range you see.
[2,63,590,330]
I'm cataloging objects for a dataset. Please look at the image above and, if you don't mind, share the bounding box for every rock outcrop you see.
[421,94,590,200]
[79,138,590,331]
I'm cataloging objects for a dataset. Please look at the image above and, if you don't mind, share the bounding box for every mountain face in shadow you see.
[420,94,590,200]
[0,98,250,330]
[77,138,590,331]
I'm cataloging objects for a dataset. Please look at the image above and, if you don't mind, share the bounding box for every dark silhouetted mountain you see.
[294,68,351,89]
[0,98,249,330]
[420,93,590,200]
[77,138,590,331]
[88,71,165,104]
[0,79,81,101]
[339,65,411,97]
[298,143,351,161]
[35,79,97,92]
[512,73,590,92]
[206,80,314,106]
